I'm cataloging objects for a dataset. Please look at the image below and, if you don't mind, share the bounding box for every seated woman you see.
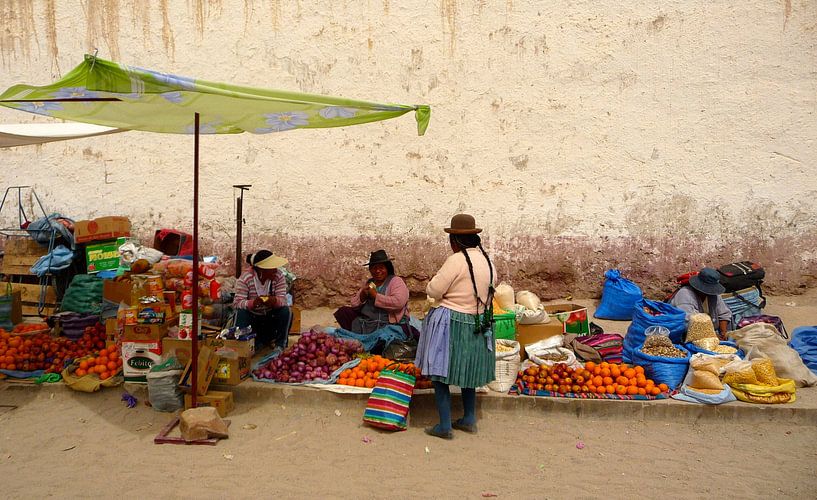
[333,250,409,334]
[233,250,292,350]
[670,267,731,339]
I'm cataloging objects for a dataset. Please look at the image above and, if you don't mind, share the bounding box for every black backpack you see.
[718,261,766,309]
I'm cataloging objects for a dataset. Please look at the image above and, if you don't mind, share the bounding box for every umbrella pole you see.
[191,112,200,407]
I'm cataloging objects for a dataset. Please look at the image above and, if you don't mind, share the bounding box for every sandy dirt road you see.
[0,384,815,499]
[1,291,815,499]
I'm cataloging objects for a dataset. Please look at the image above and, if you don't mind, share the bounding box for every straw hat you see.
[444,213,482,234]
[255,253,288,269]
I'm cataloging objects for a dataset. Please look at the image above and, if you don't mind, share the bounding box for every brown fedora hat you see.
[444,213,482,234]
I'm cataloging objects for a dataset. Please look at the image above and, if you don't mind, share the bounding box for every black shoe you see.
[424,426,453,440]
[452,419,478,434]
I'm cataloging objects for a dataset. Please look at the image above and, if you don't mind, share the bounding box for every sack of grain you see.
[686,313,718,342]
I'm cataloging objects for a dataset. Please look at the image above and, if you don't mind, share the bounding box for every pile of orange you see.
[73,348,123,380]
[338,355,390,388]
[517,361,669,396]
[337,356,433,389]
[582,361,668,396]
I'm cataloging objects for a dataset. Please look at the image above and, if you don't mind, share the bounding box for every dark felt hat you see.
[689,267,726,295]
[444,213,482,234]
[362,249,393,267]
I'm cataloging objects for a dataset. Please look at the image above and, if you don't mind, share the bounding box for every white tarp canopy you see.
[0,122,124,148]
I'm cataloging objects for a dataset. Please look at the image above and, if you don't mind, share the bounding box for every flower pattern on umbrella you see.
[160,91,184,103]
[12,101,63,114]
[133,66,197,90]
[257,111,310,132]
[319,106,357,119]
[50,87,100,99]
[184,120,221,134]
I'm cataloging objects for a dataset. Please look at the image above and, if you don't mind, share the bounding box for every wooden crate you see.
[4,238,46,255]
[12,284,58,317]
[21,303,57,316]
[11,283,57,303]
[2,237,47,276]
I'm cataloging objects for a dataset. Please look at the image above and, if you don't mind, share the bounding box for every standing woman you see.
[416,214,496,439]
[233,250,292,350]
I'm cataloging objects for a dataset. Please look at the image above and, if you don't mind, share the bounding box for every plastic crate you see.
[493,312,517,340]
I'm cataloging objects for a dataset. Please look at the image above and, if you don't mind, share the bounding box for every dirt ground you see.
[0,385,815,499]
[0,291,815,499]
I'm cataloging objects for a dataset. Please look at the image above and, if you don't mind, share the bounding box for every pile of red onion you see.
[253,331,364,383]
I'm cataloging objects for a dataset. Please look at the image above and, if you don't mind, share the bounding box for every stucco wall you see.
[1,0,815,306]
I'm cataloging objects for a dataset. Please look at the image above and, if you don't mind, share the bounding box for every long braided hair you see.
[450,234,495,335]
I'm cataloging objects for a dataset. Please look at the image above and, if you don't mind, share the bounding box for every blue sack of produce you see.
[790,326,817,375]
[623,299,687,363]
[594,269,643,320]
[631,343,691,390]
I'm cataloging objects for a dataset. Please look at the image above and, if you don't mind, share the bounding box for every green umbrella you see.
[0,55,430,407]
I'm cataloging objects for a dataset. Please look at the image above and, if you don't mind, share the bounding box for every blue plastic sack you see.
[623,299,687,363]
[631,344,691,390]
[29,244,74,276]
[790,326,817,375]
[27,213,75,249]
[594,269,643,320]
[685,341,744,359]
[672,384,736,405]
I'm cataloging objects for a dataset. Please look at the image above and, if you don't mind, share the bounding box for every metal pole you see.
[235,194,242,278]
[191,112,200,407]
[233,185,251,278]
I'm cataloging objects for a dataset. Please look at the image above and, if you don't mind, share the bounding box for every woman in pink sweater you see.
[333,249,409,334]
[416,214,496,439]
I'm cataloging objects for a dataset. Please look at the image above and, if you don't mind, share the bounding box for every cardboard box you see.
[122,341,162,383]
[290,305,302,333]
[74,216,131,244]
[103,279,134,305]
[179,345,219,396]
[544,303,590,335]
[516,322,564,351]
[207,336,256,358]
[85,237,127,273]
[162,337,193,365]
[123,315,178,342]
[184,390,234,417]
[212,357,251,386]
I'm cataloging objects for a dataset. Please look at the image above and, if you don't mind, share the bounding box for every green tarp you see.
[0,54,430,136]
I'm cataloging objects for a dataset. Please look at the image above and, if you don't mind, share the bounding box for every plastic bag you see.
[382,339,418,362]
[789,326,817,375]
[729,378,796,404]
[594,269,643,320]
[494,339,520,360]
[672,356,737,405]
[29,245,74,276]
[494,283,515,312]
[488,357,521,393]
[516,306,549,325]
[722,359,759,386]
[147,361,184,412]
[623,299,687,363]
[516,291,542,311]
[631,344,691,390]
[731,323,817,387]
